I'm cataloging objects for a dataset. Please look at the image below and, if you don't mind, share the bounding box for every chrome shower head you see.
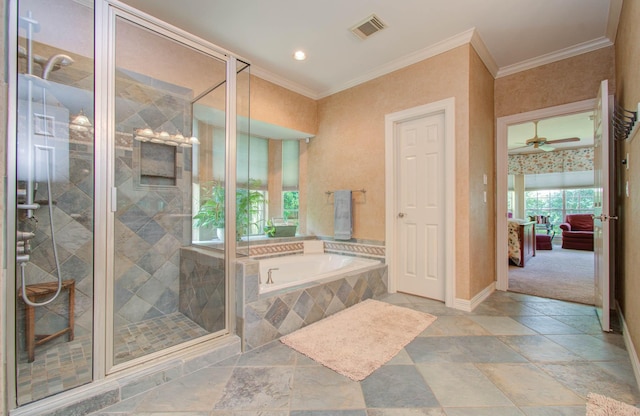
[42,54,74,80]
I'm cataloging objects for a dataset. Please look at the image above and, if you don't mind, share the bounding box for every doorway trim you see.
[496,98,596,291]
[385,97,455,308]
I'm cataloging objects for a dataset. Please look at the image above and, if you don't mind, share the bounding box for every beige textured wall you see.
[308,46,470,242]
[495,47,615,118]
[615,0,640,365]
[250,76,317,135]
[467,48,496,298]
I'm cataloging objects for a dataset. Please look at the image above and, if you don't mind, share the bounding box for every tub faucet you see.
[266,268,279,284]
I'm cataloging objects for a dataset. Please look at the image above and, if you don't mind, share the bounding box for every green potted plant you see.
[193,179,267,241]
[264,216,297,238]
[193,181,225,240]
[235,179,267,239]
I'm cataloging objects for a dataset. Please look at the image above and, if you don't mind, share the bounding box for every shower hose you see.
[20,145,63,307]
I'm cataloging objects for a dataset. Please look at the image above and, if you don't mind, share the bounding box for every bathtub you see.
[258,253,381,294]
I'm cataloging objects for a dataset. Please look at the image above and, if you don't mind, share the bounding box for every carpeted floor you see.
[508,242,595,305]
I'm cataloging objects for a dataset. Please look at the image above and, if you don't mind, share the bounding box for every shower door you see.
[107,11,233,370]
[10,0,96,406]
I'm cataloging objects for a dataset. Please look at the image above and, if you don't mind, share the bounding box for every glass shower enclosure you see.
[7,0,248,409]
[10,0,96,405]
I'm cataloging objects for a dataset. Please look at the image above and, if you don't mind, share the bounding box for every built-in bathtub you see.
[259,253,381,294]
[236,248,388,351]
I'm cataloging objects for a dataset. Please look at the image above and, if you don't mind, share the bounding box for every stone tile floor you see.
[91,291,640,415]
[18,312,208,404]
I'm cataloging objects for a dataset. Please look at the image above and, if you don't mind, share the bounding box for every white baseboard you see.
[454,282,496,312]
[617,301,640,390]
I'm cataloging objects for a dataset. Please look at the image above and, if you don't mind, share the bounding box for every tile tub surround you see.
[236,255,388,351]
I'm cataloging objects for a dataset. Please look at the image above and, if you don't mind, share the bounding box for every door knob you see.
[398,212,405,218]
[592,214,619,221]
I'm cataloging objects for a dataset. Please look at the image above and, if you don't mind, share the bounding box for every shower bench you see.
[20,279,75,363]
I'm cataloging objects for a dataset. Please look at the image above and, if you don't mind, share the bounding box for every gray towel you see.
[334,190,352,240]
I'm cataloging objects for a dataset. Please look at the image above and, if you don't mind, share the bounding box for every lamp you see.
[134,127,155,142]
[69,109,92,132]
[134,128,196,147]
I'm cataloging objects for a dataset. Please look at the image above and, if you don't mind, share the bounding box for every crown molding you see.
[317,28,477,98]
[250,66,321,100]
[72,0,94,8]
[252,28,614,100]
[496,37,613,78]
[470,29,498,77]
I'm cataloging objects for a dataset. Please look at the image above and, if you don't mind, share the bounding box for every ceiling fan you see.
[511,120,581,152]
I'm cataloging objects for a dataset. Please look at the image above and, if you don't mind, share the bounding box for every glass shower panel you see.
[112,17,228,366]
[236,62,255,256]
[14,0,95,405]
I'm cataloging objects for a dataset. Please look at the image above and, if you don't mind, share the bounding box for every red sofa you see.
[559,214,594,251]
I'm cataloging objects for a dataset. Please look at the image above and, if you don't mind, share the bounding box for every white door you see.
[395,113,445,300]
[593,79,614,332]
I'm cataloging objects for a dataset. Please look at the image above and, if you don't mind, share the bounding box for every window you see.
[283,191,299,223]
[237,135,268,236]
[524,188,595,231]
[507,190,515,217]
[564,188,595,214]
[281,140,299,224]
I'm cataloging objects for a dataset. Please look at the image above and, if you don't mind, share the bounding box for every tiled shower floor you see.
[17,312,209,404]
[113,312,209,365]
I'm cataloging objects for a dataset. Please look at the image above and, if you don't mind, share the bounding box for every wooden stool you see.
[20,280,75,363]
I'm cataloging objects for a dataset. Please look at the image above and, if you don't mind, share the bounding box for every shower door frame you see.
[96,0,240,377]
[4,0,242,410]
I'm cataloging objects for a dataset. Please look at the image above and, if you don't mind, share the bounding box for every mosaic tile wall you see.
[236,250,388,351]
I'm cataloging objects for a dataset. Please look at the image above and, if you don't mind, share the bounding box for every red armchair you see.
[559,214,594,251]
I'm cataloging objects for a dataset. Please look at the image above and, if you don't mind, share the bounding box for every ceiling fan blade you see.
[508,142,528,149]
[540,144,555,152]
[508,145,531,151]
[546,137,580,144]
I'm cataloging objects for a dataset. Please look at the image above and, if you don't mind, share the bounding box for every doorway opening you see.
[496,99,597,304]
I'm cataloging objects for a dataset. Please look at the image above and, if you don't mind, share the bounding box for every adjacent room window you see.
[525,188,595,230]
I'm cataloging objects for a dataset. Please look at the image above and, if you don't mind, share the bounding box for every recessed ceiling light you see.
[293,50,306,61]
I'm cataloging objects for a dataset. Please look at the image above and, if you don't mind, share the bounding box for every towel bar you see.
[325,189,366,196]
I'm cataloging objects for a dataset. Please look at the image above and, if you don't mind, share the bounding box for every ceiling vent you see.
[350,14,387,40]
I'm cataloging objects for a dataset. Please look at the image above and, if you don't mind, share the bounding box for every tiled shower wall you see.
[112,69,193,328]
[17,68,197,357]
[16,125,95,356]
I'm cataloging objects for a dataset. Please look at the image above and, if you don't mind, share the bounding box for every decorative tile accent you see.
[247,239,386,259]
[249,242,304,258]
[324,241,386,258]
